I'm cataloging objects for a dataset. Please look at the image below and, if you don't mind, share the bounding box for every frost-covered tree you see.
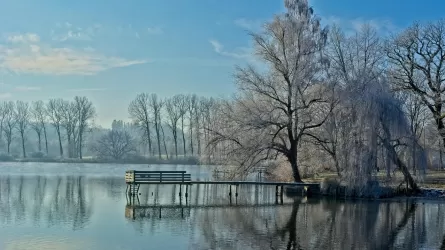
[31,100,49,154]
[166,95,185,158]
[325,24,425,193]
[15,101,30,158]
[47,99,65,157]
[209,0,331,182]
[1,101,15,154]
[149,93,163,159]
[74,96,95,159]
[387,20,445,150]
[129,93,153,156]
[92,129,136,160]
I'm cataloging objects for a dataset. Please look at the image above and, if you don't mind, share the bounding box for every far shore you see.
[0,156,205,165]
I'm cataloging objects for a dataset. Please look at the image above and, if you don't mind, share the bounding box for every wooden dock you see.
[125,170,320,199]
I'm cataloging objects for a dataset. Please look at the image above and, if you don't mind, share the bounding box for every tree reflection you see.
[0,175,96,230]
[193,197,445,250]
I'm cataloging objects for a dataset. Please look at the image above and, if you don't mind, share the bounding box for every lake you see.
[0,162,444,250]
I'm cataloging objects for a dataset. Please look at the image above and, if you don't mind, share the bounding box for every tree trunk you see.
[37,132,42,152]
[57,128,63,157]
[173,130,178,158]
[78,130,83,159]
[7,139,11,154]
[21,132,26,158]
[67,133,72,158]
[382,135,419,191]
[181,117,186,156]
[288,153,302,183]
[439,140,443,170]
[412,136,416,175]
[161,125,169,160]
[155,124,161,159]
[145,122,152,156]
[189,123,194,155]
[43,124,48,155]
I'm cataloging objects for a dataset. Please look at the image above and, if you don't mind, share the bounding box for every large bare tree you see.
[165,95,185,158]
[74,96,95,159]
[1,101,15,154]
[92,129,136,160]
[149,93,163,159]
[61,100,78,158]
[209,0,331,182]
[129,93,153,156]
[386,20,445,150]
[31,100,49,154]
[178,94,189,156]
[47,99,65,157]
[15,101,30,158]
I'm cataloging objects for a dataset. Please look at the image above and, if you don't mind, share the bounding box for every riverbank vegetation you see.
[207,0,445,197]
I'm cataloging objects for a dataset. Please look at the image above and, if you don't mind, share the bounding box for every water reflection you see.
[0,174,444,249]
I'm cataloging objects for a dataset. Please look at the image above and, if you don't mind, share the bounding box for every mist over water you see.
[0,163,444,250]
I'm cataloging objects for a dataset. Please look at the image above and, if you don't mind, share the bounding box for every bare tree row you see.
[0,96,95,159]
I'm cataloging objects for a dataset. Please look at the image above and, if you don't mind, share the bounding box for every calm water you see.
[0,163,444,250]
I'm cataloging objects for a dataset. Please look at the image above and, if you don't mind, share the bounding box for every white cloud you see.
[147,27,163,34]
[209,39,250,59]
[52,23,101,42]
[7,33,40,43]
[234,18,263,31]
[0,32,148,76]
[0,92,12,99]
[14,86,41,91]
[321,15,399,36]
[68,88,107,92]
[54,30,92,42]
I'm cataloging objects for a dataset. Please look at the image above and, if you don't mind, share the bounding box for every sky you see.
[0,0,444,128]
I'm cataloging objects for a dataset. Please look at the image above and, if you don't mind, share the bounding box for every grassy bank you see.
[301,170,445,190]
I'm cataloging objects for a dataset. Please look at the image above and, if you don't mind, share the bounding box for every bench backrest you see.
[126,170,191,183]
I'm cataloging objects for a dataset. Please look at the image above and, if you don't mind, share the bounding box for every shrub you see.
[30,151,46,158]
[0,153,14,162]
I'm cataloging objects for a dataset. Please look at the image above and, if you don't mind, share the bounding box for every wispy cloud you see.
[14,86,41,91]
[67,88,107,92]
[0,32,147,75]
[209,39,249,59]
[0,92,12,99]
[147,27,163,34]
[52,23,101,42]
[322,16,399,36]
[7,33,40,43]
[234,18,263,31]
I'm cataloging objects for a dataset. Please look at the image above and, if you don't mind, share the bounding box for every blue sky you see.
[0,0,444,127]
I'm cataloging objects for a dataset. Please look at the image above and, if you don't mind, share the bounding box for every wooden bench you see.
[125,170,191,184]
[125,170,192,195]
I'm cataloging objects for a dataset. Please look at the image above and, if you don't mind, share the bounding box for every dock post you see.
[280,185,284,199]
[179,184,182,197]
[185,185,188,198]
[235,185,238,197]
[229,185,232,197]
[275,185,279,196]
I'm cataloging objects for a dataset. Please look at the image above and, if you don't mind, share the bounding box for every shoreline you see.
[0,157,205,166]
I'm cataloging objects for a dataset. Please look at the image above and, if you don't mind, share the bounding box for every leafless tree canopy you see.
[208,0,332,182]
[91,129,136,160]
